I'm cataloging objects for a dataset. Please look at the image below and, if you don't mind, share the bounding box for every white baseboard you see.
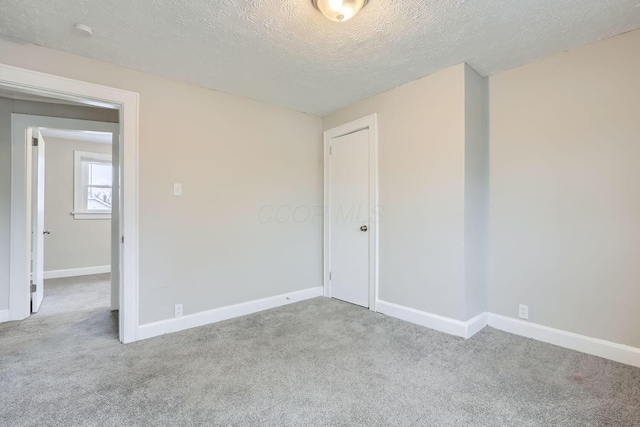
[137,286,323,341]
[376,300,487,339]
[375,302,639,367]
[488,313,640,368]
[44,265,110,279]
[466,311,489,338]
[0,309,9,323]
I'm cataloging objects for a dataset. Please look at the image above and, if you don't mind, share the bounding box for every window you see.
[73,151,113,219]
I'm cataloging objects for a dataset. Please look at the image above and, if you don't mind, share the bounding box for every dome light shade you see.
[312,0,369,22]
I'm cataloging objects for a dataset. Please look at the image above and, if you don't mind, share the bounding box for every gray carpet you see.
[1,274,639,426]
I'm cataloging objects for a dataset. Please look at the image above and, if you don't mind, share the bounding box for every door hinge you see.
[329,146,332,155]
[30,283,36,292]
[32,137,38,147]
[329,272,332,281]
[121,235,124,244]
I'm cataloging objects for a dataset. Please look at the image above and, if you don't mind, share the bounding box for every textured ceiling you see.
[1,0,639,116]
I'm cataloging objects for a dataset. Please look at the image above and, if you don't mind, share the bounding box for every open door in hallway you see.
[30,129,46,313]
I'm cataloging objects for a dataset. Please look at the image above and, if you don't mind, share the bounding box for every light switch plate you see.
[173,183,182,196]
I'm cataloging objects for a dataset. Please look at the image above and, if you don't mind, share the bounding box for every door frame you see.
[1,63,139,344]
[11,115,120,313]
[323,114,379,311]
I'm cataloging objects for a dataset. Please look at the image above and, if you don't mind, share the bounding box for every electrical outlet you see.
[174,304,183,318]
[173,183,183,197]
[519,304,529,320]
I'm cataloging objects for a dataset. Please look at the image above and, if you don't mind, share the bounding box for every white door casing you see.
[324,114,379,311]
[2,61,139,344]
[31,129,46,312]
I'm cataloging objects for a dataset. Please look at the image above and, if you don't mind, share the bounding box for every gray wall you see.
[0,39,323,324]
[43,136,112,272]
[0,97,117,310]
[463,65,489,319]
[488,29,640,347]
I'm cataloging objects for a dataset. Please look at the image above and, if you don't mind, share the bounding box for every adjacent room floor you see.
[1,275,639,426]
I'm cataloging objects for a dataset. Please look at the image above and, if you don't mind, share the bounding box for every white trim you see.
[1,63,139,343]
[0,310,9,323]
[375,302,640,367]
[9,117,30,321]
[323,114,379,311]
[43,265,111,280]
[488,313,640,368]
[466,311,489,338]
[137,287,323,341]
[376,300,487,339]
[71,213,111,220]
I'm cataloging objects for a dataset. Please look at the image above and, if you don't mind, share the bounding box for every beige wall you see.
[323,63,488,321]
[0,97,117,310]
[489,29,640,347]
[0,39,323,324]
[43,136,112,272]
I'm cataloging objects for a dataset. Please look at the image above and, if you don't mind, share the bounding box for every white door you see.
[31,129,46,313]
[110,130,120,312]
[329,129,370,307]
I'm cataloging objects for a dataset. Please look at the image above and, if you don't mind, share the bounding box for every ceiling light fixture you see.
[312,0,369,22]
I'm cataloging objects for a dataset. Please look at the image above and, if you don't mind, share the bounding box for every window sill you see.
[72,212,111,220]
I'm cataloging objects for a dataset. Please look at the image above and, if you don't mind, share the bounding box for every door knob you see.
[43,230,51,235]
[360,225,368,232]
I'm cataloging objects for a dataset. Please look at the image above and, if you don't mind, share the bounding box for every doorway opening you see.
[11,111,119,337]
[25,120,119,338]
[0,64,139,343]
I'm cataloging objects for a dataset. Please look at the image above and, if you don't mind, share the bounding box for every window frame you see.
[73,150,113,220]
